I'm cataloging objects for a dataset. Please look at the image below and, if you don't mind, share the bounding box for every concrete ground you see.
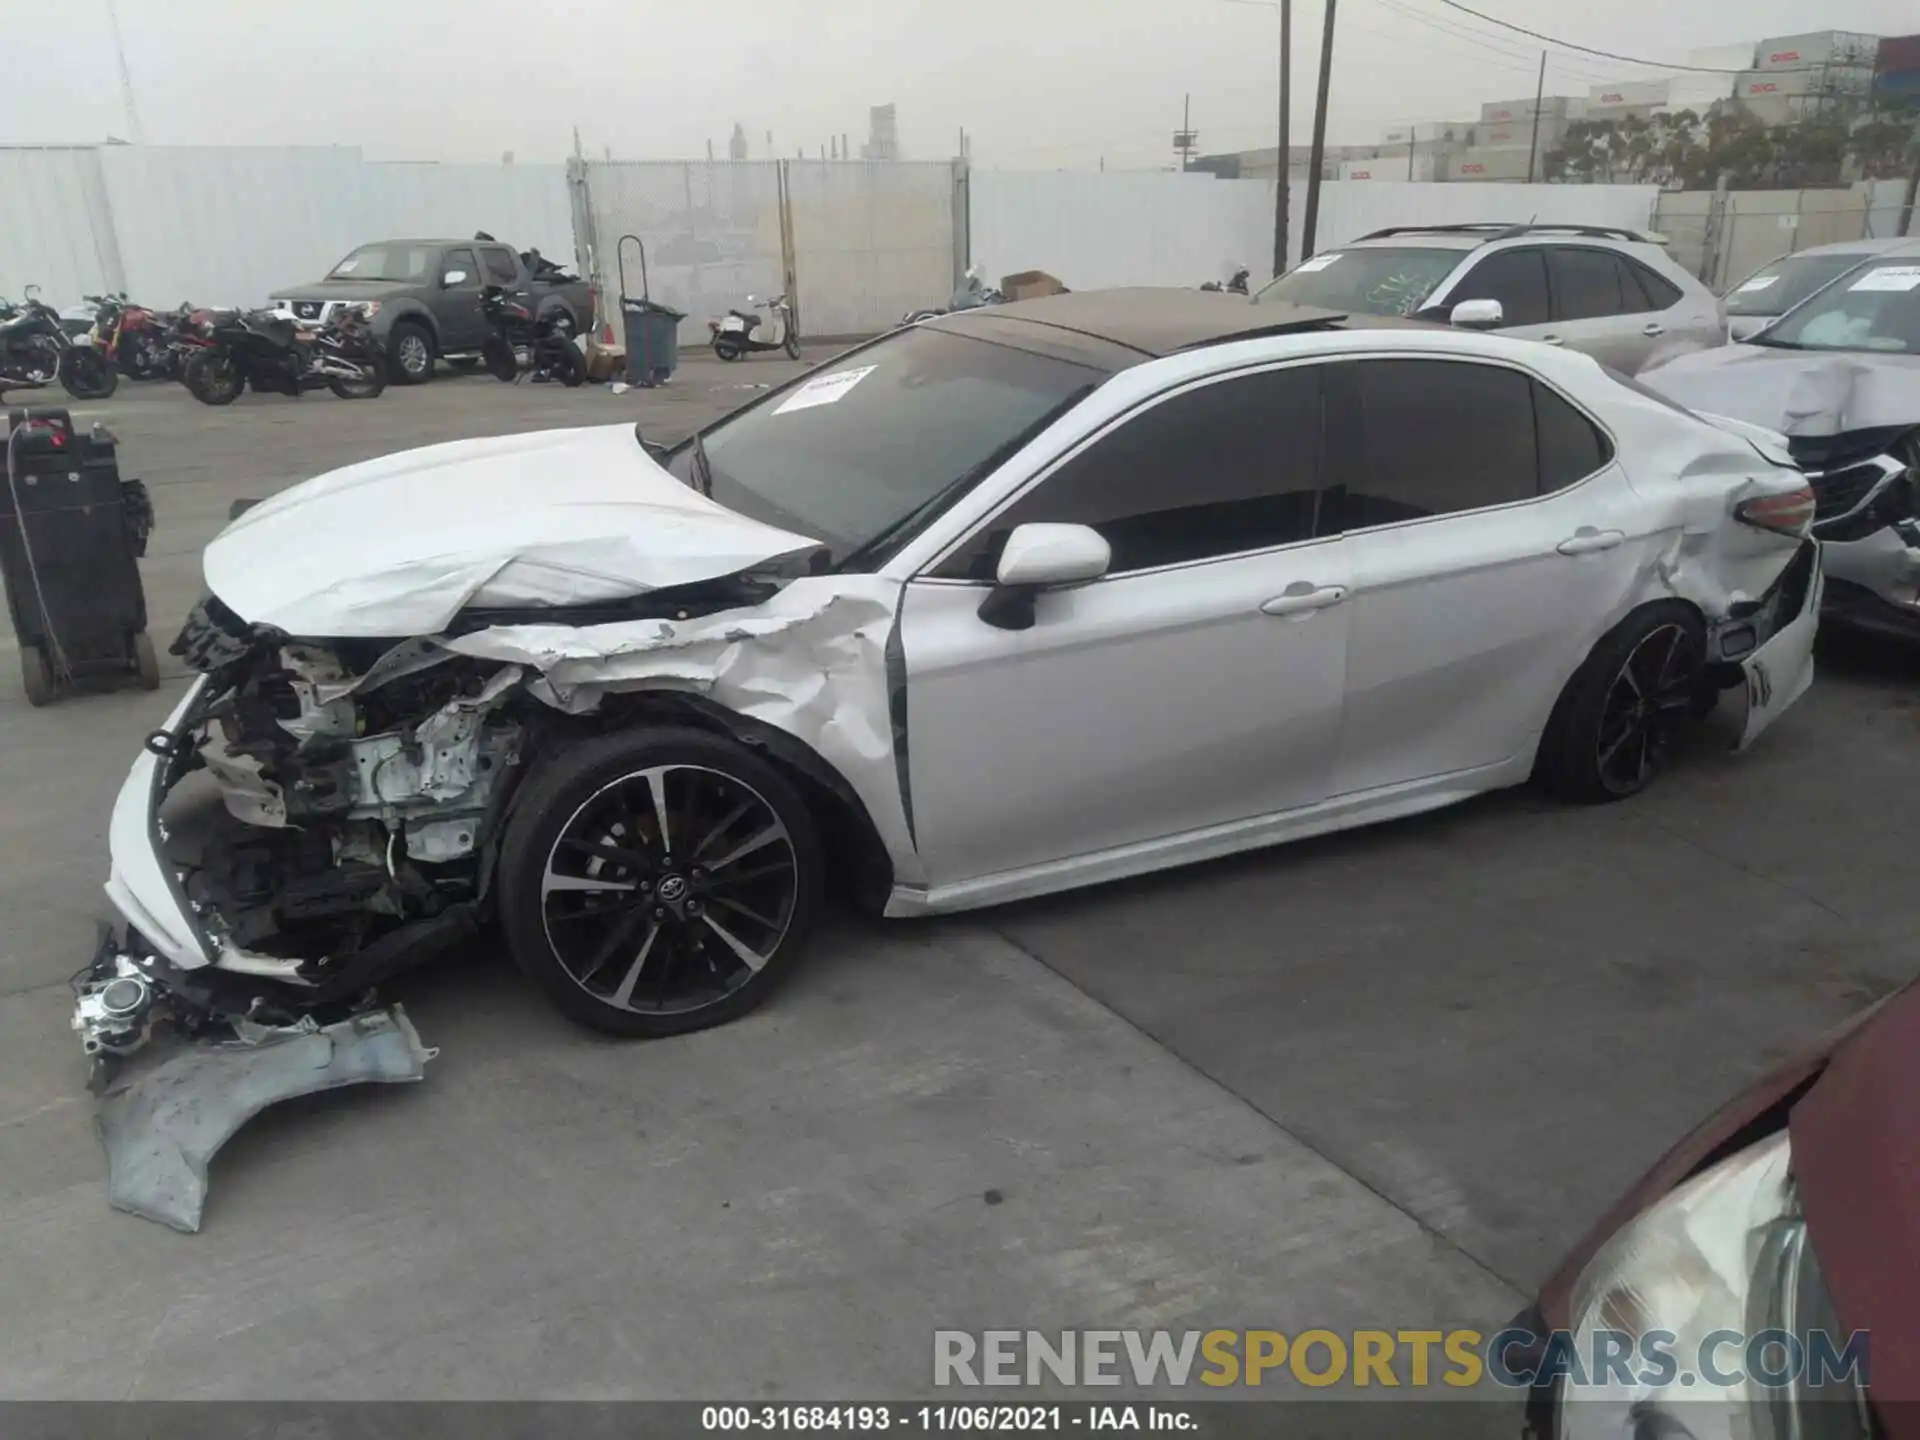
[0,355,1914,1400]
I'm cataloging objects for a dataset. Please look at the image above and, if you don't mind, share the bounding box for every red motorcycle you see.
[83,293,177,381]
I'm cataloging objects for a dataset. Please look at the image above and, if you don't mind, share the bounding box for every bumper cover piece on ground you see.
[96,1005,432,1233]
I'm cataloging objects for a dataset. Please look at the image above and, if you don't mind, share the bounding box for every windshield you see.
[1724,253,1878,317]
[1759,258,1920,354]
[1253,246,1463,317]
[666,325,1103,564]
[328,244,436,281]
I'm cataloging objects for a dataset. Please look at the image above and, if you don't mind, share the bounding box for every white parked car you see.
[1720,236,1912,341]
[81,291,1822,1065]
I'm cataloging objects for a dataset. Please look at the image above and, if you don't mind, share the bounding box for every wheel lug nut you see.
[653,906,667,920]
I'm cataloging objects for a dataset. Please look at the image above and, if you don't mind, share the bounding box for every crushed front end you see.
[1792,429,1920,640]
[74,595,536,1229]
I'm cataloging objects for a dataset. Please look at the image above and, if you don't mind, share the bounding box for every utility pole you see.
[1174,94,1198,171]
[104,0,145,143]
[1300,0,1337,257]
[1525,51,1546,184]
[1276,0,1292,273]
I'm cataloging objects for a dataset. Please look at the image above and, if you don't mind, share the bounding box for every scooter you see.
[708,294,800,361]
[903,265,1006,325]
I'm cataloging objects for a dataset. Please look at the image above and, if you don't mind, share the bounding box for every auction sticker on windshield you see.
[1295,254,1341,273]
[1734,274,1779,292]
[1849,266,1920,293]
[774,365,876,415]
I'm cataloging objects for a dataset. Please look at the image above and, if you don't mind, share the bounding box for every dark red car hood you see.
[1792,985,1920,1408]
[1534,981,1917,1413]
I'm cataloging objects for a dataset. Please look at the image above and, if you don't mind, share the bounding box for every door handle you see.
[1557,528,1625,556]
[1261,584,1348,617]
[1642,322,1666,337]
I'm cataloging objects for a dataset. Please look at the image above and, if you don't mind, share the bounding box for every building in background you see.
[1189,143,1382,181]
[862,104,900,162]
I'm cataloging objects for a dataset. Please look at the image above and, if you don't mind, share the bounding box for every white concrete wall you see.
[0,145,573,310]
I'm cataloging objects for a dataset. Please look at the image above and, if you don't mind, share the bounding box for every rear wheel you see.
[549,342,586,388]
[1535,602,1707,803]
[326,359,387,399]
[183,351,243,405]
[713,337,743,361]
[498,728,823,1038]
[20,644,55,706]
[387,322,434,384]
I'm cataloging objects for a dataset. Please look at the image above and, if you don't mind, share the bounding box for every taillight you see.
[1735,485,1817,536]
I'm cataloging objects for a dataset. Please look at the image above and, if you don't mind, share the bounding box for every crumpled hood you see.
[1639,344,1920,438]
[204,423,824,637]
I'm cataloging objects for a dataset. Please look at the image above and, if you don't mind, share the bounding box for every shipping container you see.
[1754,31,1879,71]
[1473,118,1566,152]
[1878,33,1920,75]
[1586,79,1671,112]
[1687,43,1757,71]
[1664,75,1738,111]
[1447,149,1533,182]
[1379,121,1472,146]
[1478,95,1576,124]
[1738,65,1872,101]
[1342,154,1435,182]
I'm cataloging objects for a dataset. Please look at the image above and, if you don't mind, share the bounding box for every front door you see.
[436,246,488,348]
[1324,356,1654,796]
[897,363,1352,889]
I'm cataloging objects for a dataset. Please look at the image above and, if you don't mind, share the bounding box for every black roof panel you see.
[931,288,1360,365]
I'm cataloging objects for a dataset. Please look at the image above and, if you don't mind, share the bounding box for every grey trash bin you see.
[622,298,683,388]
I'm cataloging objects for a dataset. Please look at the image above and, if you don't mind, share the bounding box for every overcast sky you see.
[3,0,1915,170]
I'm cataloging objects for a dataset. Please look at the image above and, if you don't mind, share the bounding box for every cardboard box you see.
[582,335,623,381]
[1000,270,1068,301]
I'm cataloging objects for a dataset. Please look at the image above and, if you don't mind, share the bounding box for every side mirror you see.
[977,523,1111,631]
[1449,298,1505,330]
[442,269,469,287]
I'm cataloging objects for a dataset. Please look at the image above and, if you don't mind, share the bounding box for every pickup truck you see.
[269,237,595,384]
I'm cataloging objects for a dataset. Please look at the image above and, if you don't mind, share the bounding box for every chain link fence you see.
[1654,181,1915,292]
[578,159,958,347]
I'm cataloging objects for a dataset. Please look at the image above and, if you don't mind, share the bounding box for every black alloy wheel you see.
[499,730,822,1037]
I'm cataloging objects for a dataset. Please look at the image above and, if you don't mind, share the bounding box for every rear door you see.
[1326,355,1652,797]
[1544,247,1686,373]
[897,363,1351,887]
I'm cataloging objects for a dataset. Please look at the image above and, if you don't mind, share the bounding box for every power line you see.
[1366,0,1663,83]
[1426,0,1811,74]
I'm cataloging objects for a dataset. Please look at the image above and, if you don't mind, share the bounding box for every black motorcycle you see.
[0,292,119,399]
[181,304,386,405]
[480,285,585,386]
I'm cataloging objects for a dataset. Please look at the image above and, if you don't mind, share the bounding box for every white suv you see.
[1255,223,1726,374]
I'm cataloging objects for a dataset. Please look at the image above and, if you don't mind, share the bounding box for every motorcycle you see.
[708,293,801,361]
[479,285,585,387]
[180,303,386,405]
[83,293,178,380]
[902,265,1007,325]
[1200,265,1252,295]
[0,287,119,398]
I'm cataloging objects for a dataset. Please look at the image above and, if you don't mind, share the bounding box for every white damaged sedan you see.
[83,290,1822,1085]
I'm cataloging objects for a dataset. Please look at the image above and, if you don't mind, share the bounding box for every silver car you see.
[1721,236,1912,341]
[1255,222,1725,374]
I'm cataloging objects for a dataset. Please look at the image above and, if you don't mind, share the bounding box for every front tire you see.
[549,342,586,388]
[182,351,243,405]
[1535,602,1707,803]
[498,728,823,1038]
[387,321,434,384]
[131,630,160,690]
[59,348,118,399]
[20,644,55,706]
[783,328,801,360]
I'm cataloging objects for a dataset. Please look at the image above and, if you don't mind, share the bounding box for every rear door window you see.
[1622,258,1682,311]
[1329,359,1541,530]
[1550,248,1630,321]
[481,246,519,284]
